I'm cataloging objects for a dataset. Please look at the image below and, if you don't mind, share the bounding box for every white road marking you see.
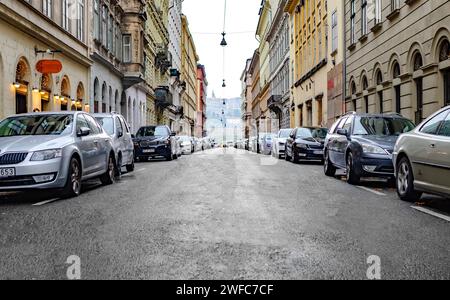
[356,186,387,196]
[411,206,450,222]
[32,198,59,206]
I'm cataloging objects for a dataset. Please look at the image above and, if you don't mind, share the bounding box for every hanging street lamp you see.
[220,32,228,47]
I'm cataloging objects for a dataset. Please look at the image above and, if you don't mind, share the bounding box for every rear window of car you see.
[96,117,114,135]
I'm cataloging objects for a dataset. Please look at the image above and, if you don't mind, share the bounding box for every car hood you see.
[0,135,73,153]
[296,137,325,145]
[133,136,168,142]
[352,135,399,151]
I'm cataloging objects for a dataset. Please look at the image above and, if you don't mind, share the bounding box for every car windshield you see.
[296,128,328,139]
[0,114,73,137]
[353,117,415,136]
[279,130,292,138]
[95,117,114,136]
[136,126,168,138]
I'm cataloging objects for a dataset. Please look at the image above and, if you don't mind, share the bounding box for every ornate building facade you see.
[344,0,450,123]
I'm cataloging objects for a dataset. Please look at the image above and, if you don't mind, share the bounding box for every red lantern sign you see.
[36,60,63,74]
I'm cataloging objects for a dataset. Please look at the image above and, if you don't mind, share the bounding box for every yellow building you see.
[181,15,199,136]
[285,0,328,128]
[145,0,171,126]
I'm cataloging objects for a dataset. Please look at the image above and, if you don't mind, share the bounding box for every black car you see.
[133,125,178,161]
[323,113,416,185]
[285,127,328,163]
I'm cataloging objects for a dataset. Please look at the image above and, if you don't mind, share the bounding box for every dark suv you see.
[133,125,177,161]
[323,113,415,185]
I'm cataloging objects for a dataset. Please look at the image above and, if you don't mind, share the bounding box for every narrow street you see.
[0,149,449,280]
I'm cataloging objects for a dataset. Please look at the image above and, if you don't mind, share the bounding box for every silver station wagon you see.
[0,112,117,197]
[393,106,450,202]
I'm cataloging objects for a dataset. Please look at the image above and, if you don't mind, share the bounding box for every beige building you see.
[345,0,450,123]
[0,0,91,119]
[180,14,198,136]
[241,58,253,140]
[285,0,329,128]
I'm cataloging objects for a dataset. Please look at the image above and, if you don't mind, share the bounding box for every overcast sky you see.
[183,0,261,99]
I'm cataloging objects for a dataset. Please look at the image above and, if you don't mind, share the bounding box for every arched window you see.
[362,76,369,113]
[351,81,357,111]
[393,62,401,113]
[102,83,107,113]
[15,58,31,114]
[94,78,99,113]
[76,83,85,111]
[440,40,450,106]
[376,71,383,113]
[60,76,71,111]
[413,52,424,123]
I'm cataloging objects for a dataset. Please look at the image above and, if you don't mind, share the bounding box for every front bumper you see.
[359,155,395,177]
[296,147,324,160]
[0,158,66,190]
[135,145,171,158]
[181,145,192,154]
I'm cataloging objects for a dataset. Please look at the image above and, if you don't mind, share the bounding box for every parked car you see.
[94,113,135,175]
[249,136,258,153]
[193,137,203,152]
[324,112,416,185]
[257,133,268,154]
[393,106,450,202]
[133,125,178,161]
[0,112,116,197]
[178,136,194,155]
[273,129,294,159]
[285,127,328,163]
[202,138,211,150]
[260,134,276,155]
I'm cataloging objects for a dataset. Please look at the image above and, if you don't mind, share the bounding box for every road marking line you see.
[356,186,387,196]
[32,198,59,206]
[411,206,450,222]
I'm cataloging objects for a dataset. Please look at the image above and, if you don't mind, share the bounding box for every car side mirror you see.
[77,127,90,137]
[337,129,348,136]
[170,132,176,137]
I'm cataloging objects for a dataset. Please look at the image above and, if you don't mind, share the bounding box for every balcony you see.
[155,86,173,108]
[122,63,145,89]
[156,44,172,74]
[268,95,282,112]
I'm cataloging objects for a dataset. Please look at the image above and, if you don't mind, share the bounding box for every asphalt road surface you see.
[0,148,449,280]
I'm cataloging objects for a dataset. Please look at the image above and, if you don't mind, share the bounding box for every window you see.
[42,0,52,18]
[108,15,113,51]
[76,0,85,41]
[84,114,101,135]
[62,0,70,31]
[438,111,450,137]
[123,35,132,63]
[350,0,356,44]
[420,110,449,135]
[374,0,382,24]
[76,114,90,132]
[413,53,424,124]
[94,0,100,40]
[331,10,338,53]
[361,0,368,37]
[391,0,400,11]
[102,6,107,46]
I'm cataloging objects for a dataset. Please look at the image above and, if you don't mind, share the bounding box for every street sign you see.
[36,60,63,74]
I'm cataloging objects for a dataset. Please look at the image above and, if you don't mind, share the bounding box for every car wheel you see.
[292,148,300,163]
[126,155,135,173]
[166,152,173,161]
[100,154,115,185]
[346,152,360,185]
[285,148,291,161]
[324,150,336,177]
[62,157,82,198]
[396,157,422,202]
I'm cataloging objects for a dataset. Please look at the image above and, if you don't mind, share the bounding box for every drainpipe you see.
[342,1,347,115]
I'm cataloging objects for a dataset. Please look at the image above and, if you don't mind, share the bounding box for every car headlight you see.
[30,149,62,161]
[361,143,388,155]
[161,139,170,145]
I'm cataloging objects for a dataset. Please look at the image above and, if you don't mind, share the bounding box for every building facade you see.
[267,0,291,130]
[180,14,198,136]
[326,0,346,126]
[196,64,208,138]
[249,51,261,138]
[167,0,184,132]
[285,0,329,128]
[240,58,253,140]
[0,0,91,119]
[344,0,450,123]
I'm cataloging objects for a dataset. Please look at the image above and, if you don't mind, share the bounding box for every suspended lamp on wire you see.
[220,32,227,47]
[222,79,226,88]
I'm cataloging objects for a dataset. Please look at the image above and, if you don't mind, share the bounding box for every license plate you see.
[0,168,15,178]
[314,150,324,155]
[143,149,155,154]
